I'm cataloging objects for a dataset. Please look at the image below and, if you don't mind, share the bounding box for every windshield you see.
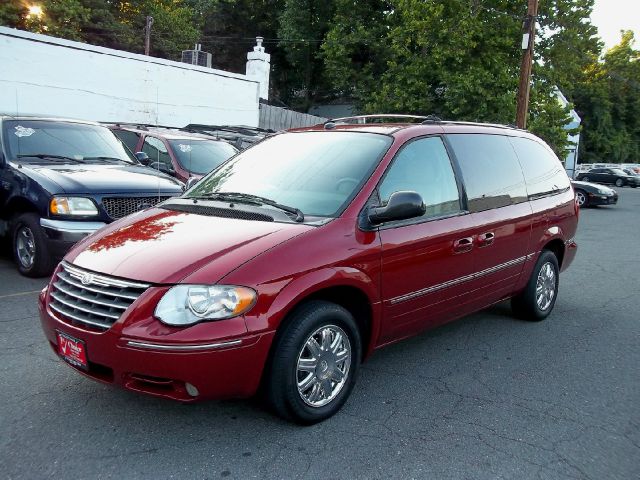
[186,131,393,217]
[3,120,136,163]
[169,139,237,175]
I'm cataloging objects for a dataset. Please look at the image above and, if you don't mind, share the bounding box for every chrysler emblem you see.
[81,273,94,285]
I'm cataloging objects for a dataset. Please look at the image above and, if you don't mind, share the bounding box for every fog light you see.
[185,382,199,397]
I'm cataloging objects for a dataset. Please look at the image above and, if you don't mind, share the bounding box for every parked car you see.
[0,116,184,276]
[622,168,639,177]
[576,167,640,187]
[571,180,618,207]
[108,124,239,182]
[39,116,578,423]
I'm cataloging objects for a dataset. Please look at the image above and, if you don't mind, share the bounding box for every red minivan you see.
[39,117,578,423]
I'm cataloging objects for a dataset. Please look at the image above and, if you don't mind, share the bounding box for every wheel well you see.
[543,239,565,268]
[2,197,39,221]
[305,286,373,353]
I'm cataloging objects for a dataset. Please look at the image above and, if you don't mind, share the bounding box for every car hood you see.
[572,181,615,193]
[66,207,313,284]
[17,162,183,194]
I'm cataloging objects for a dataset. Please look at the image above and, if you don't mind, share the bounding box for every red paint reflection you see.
[89,211,182,252]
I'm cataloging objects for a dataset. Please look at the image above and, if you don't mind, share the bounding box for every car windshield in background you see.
[169,139,237,175]
[187,131,393,217]
[3,120,135,164]
[611,169,628,176]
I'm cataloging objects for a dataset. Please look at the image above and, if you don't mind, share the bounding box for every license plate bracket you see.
[56,330,89,371]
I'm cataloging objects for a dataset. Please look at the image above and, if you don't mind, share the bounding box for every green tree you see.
[276,0,337,109]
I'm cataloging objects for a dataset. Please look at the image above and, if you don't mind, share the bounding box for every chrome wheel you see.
[296,325,351,408]
[536,262,556,311]
[575,190,586,207]
[15,225,36,269]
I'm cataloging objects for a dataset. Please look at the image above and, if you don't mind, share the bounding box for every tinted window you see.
[188,131,392,217]
[378,137,461,218]
[113,130,141,151]
[169,139,237,175]
[142,136,173,171]
[446,134,527,212]
[509,137,570,198]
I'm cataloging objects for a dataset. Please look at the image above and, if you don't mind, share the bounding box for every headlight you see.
[50,196,98,216]
[155,285,256,326]
[597,189,609,194]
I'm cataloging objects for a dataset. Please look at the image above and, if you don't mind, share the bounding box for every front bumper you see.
[587,192,618,206]
[40,219,106,258]
[38,287,274,402]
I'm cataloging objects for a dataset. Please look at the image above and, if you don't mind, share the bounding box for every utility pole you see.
[144,16,154,56]
[515,0,539,129]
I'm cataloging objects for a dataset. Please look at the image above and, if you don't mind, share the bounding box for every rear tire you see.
[511,250,559,321]
[12,213,54,277]
[582,176,590,182]
[265,300,361,424]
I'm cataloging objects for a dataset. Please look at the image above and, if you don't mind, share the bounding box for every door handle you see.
[477,232,495,247]
[453,237,474,253]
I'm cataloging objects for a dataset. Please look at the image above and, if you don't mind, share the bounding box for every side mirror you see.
[368,191,426,225]
[135,152,150,165]
[185,177,199,190]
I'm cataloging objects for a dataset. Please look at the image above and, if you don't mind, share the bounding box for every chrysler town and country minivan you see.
[39,117,578,423]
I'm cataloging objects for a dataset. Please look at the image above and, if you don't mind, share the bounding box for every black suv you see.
[0,116,184,276]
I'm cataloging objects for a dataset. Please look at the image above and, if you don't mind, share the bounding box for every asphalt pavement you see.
[1,188,638,480]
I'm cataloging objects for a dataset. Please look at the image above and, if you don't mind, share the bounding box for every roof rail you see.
[327,114,430,125]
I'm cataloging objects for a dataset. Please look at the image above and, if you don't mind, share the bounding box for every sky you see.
[591,0,640,50]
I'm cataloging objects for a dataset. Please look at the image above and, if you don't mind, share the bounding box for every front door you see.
[377,136,477,342]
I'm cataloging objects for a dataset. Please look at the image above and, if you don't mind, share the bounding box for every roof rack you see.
[323,114,522,131]
[327,114,430,125]
[182,124,274,149]
[103,122,184,131]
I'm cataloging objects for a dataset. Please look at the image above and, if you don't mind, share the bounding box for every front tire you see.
[511,250,559,321]
[582,176,590,182]
[12,213,54,277]
[266,300,361,424]
[574,189,588,208]
[615,178,624,187]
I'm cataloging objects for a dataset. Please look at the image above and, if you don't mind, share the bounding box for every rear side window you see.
[446,134,527,212]
[509,137,570,199]
[113,130,141,152]
[378,137,461,219]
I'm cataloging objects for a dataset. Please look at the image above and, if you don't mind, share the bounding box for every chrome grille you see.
[50,262,149,331]
[102,196,171,220]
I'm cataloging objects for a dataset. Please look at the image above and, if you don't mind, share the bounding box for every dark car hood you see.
[571,180,615,192]
[17,162,183,194]
[66,207,313,284]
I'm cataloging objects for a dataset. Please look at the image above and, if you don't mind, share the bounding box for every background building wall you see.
[0,27,260,127]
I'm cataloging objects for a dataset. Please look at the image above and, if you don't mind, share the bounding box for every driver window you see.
[142,136,173,171]
[378,137,461,219]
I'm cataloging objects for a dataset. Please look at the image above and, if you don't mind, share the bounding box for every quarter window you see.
[446,134,527,212]
[378,137,461,219]
[509,137,570,198]
[112,130,141,152]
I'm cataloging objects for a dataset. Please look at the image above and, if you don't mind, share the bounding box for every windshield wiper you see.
[83,156,132,164]
[17,154,86,163]
[193,192,304,222]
